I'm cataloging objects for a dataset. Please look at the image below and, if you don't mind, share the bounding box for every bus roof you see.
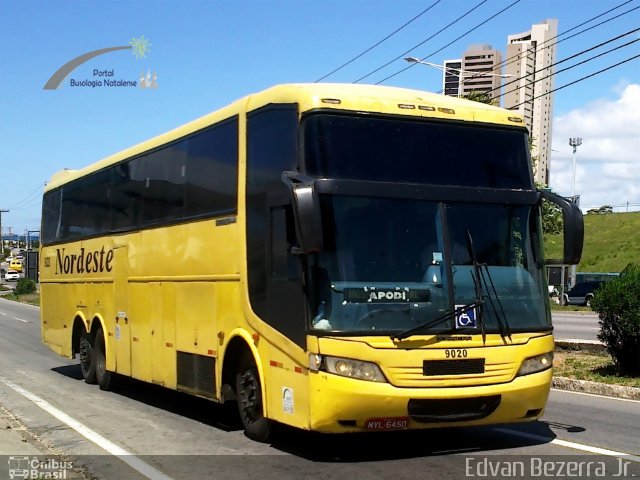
[45,83,525,192]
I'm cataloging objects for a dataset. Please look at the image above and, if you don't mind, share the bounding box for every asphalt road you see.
[552,311,600,341]
[0,299,637,480]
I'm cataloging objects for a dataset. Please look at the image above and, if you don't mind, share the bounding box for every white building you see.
[442,46,503,98]
[504,19,558,186]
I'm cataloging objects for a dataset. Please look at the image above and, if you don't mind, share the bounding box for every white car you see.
[4,270,19,282]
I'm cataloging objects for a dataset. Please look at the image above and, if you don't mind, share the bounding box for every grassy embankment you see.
[544,211,640,272]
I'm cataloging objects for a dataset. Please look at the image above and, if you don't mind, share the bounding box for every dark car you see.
[562,281,604,307]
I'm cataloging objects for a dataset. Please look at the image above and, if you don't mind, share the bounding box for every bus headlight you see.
[517,352,553,377]
[316,355,387,382]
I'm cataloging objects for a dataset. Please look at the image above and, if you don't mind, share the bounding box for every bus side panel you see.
[174,282,215,357]
[40,281,73,357]
[123,282,177,387]
[261,346,311,430]
[154,282,177,389]
[129,282,153,383]
[112,242,131,376]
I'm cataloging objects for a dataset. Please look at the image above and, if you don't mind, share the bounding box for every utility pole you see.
[0,209,8,259]
[569,137,582,202]
[568,138,582,289]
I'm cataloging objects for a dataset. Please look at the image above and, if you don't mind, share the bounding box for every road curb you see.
[553,338,640,400]
[552,376,640,400]
[555,339,605,353]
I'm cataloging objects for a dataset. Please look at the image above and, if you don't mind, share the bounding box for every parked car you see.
[562,281,604,307]
[4,270,20,282]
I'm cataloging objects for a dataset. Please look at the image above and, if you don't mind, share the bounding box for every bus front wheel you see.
[94,328,115,391]
[79,330,97,384]
[236,356,272,442]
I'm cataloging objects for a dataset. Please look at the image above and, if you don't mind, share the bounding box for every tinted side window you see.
[41,189,62,245]
[111,158,145,231]
[246,104,303,346]
[45,117,239,243]
[143,144,187,224]
[185,117,238,217]
[59,183,83,240]
[81,169,111,235]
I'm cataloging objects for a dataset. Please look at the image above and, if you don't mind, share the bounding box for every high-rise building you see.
[442,46,502,98]
[504,19,558,186]
[442,59,462,97]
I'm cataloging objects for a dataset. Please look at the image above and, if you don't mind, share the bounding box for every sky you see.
[1,0,639,234]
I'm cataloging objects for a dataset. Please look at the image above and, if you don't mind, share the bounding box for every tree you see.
[590,264,640,375]
[587,205,613,215]
[540,193,563,237]
[15,278,36,295]
[463,90,497,106]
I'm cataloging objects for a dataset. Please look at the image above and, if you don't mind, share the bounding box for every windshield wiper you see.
[390,301,482,341]
[465,230,512,340]
[466,230,487,344]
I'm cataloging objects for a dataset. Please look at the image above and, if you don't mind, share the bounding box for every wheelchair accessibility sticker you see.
[455,305,478,328]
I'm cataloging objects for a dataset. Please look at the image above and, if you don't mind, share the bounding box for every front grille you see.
[423,358,485,376]
[408,395,501,423]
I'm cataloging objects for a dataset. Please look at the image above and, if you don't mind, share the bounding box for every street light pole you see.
[569,137,582,200]
[0,209,8,259]
[404,56,514,97]
[568,137,582,290]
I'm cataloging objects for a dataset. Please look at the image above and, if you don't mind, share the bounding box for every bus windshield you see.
[303,113,532,189]
[308,196,547,335]
[302,112,545,335]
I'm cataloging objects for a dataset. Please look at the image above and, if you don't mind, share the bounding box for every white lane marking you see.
[0,376,175,480]
[0,312,29,323]
[496,428,640,463]
[552,388,640,404]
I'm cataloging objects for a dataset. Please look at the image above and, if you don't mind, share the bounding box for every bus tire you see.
[79,330,97,384]
[236,355,272,442]
[94,328,115,391]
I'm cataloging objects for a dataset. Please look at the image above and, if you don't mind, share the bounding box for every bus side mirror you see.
[539,190,584,265]
[281,171,323,254]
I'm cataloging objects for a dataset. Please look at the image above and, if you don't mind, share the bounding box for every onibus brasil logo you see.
[44,35,157,90]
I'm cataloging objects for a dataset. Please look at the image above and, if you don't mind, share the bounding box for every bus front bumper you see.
[308,369,552,433]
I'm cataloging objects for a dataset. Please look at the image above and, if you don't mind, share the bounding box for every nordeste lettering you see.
[55,246,114,274]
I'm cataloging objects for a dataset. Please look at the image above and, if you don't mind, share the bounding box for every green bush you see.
[14,278,36,295]
[591,264,640,375]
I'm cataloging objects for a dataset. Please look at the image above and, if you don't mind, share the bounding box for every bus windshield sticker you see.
[455,304,478,328]
[343,287,430,304]
[432,252,443,264]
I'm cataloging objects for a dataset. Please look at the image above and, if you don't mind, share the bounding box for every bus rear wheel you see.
[94,328,115,391]
[79,330,97,384]
[236,356,272,442]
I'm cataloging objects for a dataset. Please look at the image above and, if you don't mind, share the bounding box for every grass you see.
[554,349,640,388]
[549,303,593,312]
[545,211,640,273]
[2,292,40,306]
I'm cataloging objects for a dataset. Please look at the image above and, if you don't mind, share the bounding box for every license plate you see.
[364,416,409,430]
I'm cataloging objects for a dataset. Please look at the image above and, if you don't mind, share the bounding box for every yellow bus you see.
[40,83,583,442]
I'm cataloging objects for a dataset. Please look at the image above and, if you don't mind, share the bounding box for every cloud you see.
[549,83,640,211]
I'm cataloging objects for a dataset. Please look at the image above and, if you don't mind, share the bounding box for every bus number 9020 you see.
[444,349,468,358]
